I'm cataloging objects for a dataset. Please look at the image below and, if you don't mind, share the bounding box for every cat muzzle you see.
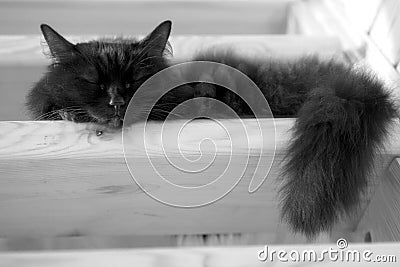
[114,105,121,116]
[109,116,123,128]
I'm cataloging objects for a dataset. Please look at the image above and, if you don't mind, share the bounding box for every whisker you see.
[34,106,89,121]
[34,110,61,121]
[151,108,184,119]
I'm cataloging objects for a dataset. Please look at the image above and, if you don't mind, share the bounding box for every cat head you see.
[40,20,172,128]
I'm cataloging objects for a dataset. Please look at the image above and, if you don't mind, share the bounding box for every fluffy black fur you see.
[192,52,398,237]
[27,21,174,127]
[26,20,398,237]
[281,71,397,237]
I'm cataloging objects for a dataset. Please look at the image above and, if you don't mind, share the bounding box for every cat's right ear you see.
[140,20,172,57]
[40,24,75,60]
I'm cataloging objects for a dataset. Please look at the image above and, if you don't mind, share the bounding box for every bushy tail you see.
[280,71,398,238]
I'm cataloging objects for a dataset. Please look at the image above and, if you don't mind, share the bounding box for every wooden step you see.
[0,35,343,121]
[0,0,293,35]
[0,119,290,238]
[0,35,344,65]
[0,119,399,241]
[0,242,399,266]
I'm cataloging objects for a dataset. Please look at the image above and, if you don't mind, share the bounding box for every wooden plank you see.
[0,35,344,66]
[369,0,400,66]
[0,243,399,267]
[0,35,343,121]
[0,235,177,251]
[0,0,291,35]
[0,232,307,251]
[286,1,328,35]
[288,0,365,59]
[0,119,399,239]
[0,119,289,237]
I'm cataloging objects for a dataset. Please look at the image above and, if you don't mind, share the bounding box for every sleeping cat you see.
[26,20,398,238]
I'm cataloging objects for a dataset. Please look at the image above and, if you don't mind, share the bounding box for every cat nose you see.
[109,96,125,107]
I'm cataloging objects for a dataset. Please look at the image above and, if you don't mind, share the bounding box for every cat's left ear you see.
[40,24,76,60]
[141,20,172,57]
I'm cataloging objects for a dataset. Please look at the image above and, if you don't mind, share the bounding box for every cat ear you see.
[40,24,75,60]
[141,20,172,57]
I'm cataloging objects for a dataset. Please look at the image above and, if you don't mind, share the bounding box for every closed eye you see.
[133,75,150,84]
[80,77,98,85]
[125,77,147,88]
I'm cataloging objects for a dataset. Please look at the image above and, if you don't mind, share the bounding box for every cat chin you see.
[92,119,123,130]
[87,110,123,128]
[108,116,124,128]
[96,116,123,129]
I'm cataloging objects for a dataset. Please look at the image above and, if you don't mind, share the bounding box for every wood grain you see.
[0,119,290,238]
[0,243,399,267]
[0,119,399,240]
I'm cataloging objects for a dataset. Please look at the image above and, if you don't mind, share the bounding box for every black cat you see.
[26,20,398,238]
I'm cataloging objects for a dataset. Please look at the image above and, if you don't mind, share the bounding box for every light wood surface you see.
[288,0,400,93]
[337,0,383,32]
[288,0,366,60]
[0,0,291,35]
[0,119,399,240]
[321,0,400,67]
[286,1,327,36]
[0,232,308,251]
[0,35,344,66]
[0,119,289,238]
[319,0,400,67]
[0,243,399,267]
[369,0,400,66]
